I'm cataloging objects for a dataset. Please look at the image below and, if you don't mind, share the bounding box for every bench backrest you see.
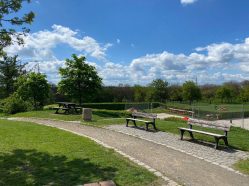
[132,112,157,119]
[188,118,231,131]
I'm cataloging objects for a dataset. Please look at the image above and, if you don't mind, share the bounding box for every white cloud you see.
[4,24,249,85]
[180,0,198,5]
[4,24,112,61]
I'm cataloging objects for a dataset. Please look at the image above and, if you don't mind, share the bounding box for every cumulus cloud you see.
[4,24,112,61]
[180,0,198,5]
[4,24,249,85]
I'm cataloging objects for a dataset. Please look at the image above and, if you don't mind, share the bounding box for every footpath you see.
[8,117,249,186]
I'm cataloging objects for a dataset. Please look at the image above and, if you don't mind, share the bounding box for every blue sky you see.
[5,0,249,85]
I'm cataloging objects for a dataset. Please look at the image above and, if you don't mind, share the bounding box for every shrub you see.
[81,102,161,111]
[2,94,33,114]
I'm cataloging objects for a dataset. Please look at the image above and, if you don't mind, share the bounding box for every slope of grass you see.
[234,159,249,175]
[0,119,157,185]
[155,118,249,152]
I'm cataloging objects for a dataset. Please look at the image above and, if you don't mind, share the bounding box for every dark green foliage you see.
[16,72,50,109]
[58,54,102,105]
[182,81,201,104]
[82,102,160,110]
[147,79,169,102]
[2,93,32,114]
[168,85,183,101]
[0,0,35,55]
[0,55,25,98]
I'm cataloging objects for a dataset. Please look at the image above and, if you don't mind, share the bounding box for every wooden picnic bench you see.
[178,118,231,149]
[126,112,157,131]
[169,107,194,116]
[53,102,82,114]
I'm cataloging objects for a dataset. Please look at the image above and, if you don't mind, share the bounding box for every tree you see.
[0,55,25,97]
[215,86,232,103]
[168,84,183,101]
[200,84,218,104]
[0,0,35,56]
[240,85,249,102]
[134,85,146,102]
[16,72,50,109]
[58,54,102,105]
[148,79,169,102]
[182,81,201,104]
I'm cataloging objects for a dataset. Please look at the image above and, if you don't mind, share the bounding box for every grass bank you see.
[0,119,157,185]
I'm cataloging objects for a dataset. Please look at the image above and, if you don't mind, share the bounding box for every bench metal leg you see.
[55,109,59,114]
[146,123,149,131]
[126,119,129,127]
[133,120,137,127]
[188,131,194,140]
[180,130,185,140]
[152,123,157,130]
[223,137,229,146]
[214,137,220,149]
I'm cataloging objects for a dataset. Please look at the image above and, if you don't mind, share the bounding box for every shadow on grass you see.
[0,149,117,185]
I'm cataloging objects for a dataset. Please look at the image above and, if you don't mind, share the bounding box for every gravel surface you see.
[105,125,249,168]
[8,117,249,186]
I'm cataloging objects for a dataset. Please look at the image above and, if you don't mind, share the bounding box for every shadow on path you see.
[0,149,117,185]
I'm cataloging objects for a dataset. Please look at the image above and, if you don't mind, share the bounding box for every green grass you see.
[234,159,249,175]
[9,109,128,127]
[0,119,157,186]
[9,110,249,151]
[155,118,249,152]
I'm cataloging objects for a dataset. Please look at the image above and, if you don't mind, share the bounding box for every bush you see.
[2,94,33,114]
[81,102,161,110]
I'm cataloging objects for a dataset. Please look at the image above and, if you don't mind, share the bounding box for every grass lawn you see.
[0,119,158,186]
[9,110,249,151]
[156,118,249,152]
[234,159,249,175]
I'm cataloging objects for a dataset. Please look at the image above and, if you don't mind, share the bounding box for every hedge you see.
[81,102,161,111]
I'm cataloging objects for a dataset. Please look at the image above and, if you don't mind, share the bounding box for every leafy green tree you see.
[240,85,249,102]
[58,54,102,105]
[16,72,50,109]
[134,85,146,102]
[148,79,169,102]
[0,0,35,56]
[0,55,25,97]
[182,81,201,104]
[168,85,183,101]
[215,86,233,103]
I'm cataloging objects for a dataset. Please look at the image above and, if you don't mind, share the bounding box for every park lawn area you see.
[234,159,249,175]
[155,118,249,152]
[0,119,158,186]
[9,109,129,123]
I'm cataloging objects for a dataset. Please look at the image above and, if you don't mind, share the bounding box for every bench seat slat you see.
[178,127,225,138]
[126,118,151,123]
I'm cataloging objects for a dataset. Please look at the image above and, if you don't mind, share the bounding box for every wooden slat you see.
[127,118,150,123]
[178,127,225,137]
[132,112,157,118]
[188,118,231,131]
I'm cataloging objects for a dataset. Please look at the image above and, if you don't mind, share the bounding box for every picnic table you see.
[53,102,82,114]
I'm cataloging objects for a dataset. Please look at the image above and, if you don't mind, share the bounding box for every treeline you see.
[50,79,249,104]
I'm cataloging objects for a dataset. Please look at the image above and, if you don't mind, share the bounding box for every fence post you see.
[242,104,245,129]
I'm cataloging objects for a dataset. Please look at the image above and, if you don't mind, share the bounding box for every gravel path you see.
[8,117,249,186]
[106,125,248,168]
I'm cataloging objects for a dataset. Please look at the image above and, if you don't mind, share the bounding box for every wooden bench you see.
[126,112,157,131]
[169,107,194,116]
[178,118,231,149]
